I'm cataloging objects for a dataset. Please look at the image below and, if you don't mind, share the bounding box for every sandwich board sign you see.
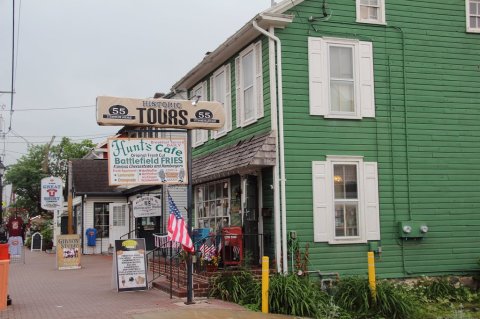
[114,238,148,292]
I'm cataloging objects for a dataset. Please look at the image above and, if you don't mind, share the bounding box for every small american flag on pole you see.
[167,192,194,253]
[199,243,216,256]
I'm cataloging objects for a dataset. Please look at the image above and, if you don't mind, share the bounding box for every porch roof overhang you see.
[192,131,276,185]
[171,12,293,92]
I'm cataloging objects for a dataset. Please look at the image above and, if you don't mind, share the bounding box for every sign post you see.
[97,95,225,304]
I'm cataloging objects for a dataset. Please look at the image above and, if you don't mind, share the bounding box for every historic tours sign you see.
[96,96,225,129]
[114,238,148,292]
[108,137,187,186]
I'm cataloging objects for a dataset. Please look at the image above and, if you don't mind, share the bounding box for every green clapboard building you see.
[168,0,480,278]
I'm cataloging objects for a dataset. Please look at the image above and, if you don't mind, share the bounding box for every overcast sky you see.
[0,0,272,166]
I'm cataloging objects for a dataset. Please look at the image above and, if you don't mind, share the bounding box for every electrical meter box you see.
[398,221,429,239]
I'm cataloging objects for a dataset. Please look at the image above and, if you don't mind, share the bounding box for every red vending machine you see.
[221,226,242,266]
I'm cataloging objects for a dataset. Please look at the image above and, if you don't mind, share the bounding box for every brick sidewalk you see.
[0,249,293,319]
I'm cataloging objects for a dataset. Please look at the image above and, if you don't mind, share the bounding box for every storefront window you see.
[195,180,230,232]
[94,202,110,238]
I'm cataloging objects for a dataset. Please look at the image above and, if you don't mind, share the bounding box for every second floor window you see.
[309,37,376,119]
[357,0,385,24]
[235,41,264,128]
[467,0,480,32]
[210,64,232,139]
[191,82,208,147]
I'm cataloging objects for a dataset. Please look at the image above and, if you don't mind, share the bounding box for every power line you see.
[9,0,16,132]
[4,149,26,155]
[15,0,22,84]
[3,135,111,144]
[1,104,95,112]
[7,133,111,138]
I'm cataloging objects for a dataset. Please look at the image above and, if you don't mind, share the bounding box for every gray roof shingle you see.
[71,159,122,195]
[192,131,276,184]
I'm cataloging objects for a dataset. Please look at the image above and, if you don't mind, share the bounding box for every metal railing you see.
[119,229,136,239]
[147,232,266,297]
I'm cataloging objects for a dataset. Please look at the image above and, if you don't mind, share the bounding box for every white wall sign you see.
[41,176,63,210]
[133,196,162,218]
[108,138,187,186]
[97,96,225,129]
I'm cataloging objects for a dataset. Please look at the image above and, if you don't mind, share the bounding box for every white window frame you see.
[235,41,264,128]
[210,64,232,139]
[195,179,231,231]
[356,0,386,25]
[191,81,209,147]
[467,0,480,33]
[309,37,375,119]
[312,156,380,244]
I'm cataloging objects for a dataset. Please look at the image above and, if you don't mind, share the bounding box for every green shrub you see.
[25,236,31,248]
[210,272,340,318]
[374,280,421,319]
[333,277,420,319]
[268,274,325,317]
[415,277,475,303]
[209,271,260,308]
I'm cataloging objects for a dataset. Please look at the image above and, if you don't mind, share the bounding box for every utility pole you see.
[67,161,73,234]
[0,159,5,224]
[42,136,55,173]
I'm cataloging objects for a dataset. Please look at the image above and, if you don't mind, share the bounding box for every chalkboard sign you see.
[31,232,43,251]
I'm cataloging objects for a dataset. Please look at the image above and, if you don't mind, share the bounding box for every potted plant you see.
[200,250,221,272]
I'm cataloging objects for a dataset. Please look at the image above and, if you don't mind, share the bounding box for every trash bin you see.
[0,243,9,310]
[0,244,8,260]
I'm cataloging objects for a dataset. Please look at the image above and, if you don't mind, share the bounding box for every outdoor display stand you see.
[0,243,10,310]
[192,228,210,250]
[221,226,243,266]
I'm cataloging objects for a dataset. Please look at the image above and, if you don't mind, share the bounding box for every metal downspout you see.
[264,25,281,273]
[252,20,288,274]
[81,195,85,254]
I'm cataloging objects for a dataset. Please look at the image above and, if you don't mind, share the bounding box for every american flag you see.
[199,243,216,257]
[167,193,194,253]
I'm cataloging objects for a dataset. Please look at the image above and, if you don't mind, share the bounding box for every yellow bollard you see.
[262,256,269,313]
[368,251,376,300]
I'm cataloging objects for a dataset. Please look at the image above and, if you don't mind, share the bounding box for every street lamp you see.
[0,159,5,224]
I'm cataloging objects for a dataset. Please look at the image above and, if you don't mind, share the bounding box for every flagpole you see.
[186,129,194,304]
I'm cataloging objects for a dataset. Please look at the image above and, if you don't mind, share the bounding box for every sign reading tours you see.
[96,96,225,129]
[56,234,81,270]
[108,138,187,186]
[41,176,63,210]
[133,195,162,218]
[115,238,148,292]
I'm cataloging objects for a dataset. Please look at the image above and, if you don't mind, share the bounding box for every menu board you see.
[114,238,148,292]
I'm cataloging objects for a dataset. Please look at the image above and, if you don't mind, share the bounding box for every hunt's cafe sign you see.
[97,96,225,186]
